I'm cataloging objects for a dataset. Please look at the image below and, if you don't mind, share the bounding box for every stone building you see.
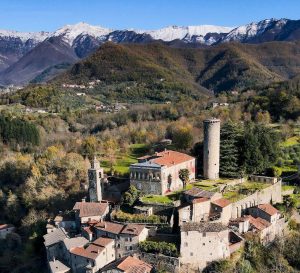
[178,188,232,225]
[180,222,230,270]
[203,118,220,180]
[44,228,68,261]
[130,150,195,195]
[94,221,148,258]
[73,201,109,226]
[230,203,285,245]
[69,237,115,273]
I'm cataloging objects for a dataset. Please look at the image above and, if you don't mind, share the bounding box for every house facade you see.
[130,150,195,195]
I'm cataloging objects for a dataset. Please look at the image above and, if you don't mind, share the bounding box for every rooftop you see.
[95,221,146,236]
[184,187,216,199]
[134,150,194,168]
[181,222,228,233]
[102,256,152,273]
[70,245,103,260]
[212,198,231,208]
[73,202,108,218]
[258,204,279,216]
[44,228,68,247]
[63,236,88,251]
[49,259,70,273]
[248,215,271,231]
[92,237,114,247]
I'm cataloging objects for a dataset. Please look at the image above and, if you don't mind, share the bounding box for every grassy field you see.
[101,143,149,175]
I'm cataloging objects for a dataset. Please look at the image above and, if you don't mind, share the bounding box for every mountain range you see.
[1,18,300,86]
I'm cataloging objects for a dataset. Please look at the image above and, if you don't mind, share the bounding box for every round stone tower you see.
[203,118,220,180]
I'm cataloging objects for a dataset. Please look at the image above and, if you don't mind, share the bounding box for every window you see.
[190,252,193,256]
[184,242,188,247]
[203,243,205,246]
[130,238,132,242]
[203,232,206,237]
[130,246,133,250]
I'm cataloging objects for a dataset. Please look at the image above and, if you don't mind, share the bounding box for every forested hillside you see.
[55,41,300,97]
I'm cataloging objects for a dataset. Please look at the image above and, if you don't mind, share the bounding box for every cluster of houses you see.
[62,80,101,90]
[41,118,289,273]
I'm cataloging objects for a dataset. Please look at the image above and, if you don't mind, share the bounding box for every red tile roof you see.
[121,224,146,236]
[95,221,124,234]
[93,237,114,247]
[73,202,108,218]
[70,244,104,260]
[192,197,209,204]
[152,150,194,167]
[117,256,152,273]
[248,216,271,231]
[258,204,279,216]
[212,198,231,208]
[95,221,146,236]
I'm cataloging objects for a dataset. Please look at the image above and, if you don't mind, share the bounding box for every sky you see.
[0,0,299,32]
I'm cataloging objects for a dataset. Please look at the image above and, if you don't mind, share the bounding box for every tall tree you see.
[220,122,243,178]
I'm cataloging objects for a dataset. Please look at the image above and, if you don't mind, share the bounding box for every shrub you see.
[139,241,178,257]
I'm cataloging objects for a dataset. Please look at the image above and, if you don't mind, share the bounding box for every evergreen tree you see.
[220,122,243,178]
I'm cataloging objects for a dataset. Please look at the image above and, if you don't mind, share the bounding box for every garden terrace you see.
[222,182,270,202]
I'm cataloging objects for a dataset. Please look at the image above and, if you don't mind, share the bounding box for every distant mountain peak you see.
[0,29,50,43]
[53,22,112,46]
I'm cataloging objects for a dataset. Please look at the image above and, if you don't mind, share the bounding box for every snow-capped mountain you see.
[140,25,233,44]
[1,18,300,86]
[219,18,298,43]
[0,29,50,43]
[53,22,112,46]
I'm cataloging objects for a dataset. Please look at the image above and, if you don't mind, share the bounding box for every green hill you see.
[54,41,300,101]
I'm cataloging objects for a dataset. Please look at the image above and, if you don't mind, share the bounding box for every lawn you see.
[101,143,149,175]
[282,185,295,191]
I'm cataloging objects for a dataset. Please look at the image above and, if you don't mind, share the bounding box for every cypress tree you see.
[220,122,243,178]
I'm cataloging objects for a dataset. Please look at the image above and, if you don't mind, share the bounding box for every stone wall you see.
[231,181,282,218]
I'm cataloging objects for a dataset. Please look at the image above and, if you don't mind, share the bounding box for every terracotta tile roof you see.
[94,221,146,236]
[212,198,231,208]
[70,244,104,260]
[118,256,152,273]
[92,237,114,247]
[83,226,94,235]
[184,187,215,199]
[121,224,146,236]
[95,221,125,234]
[0,224,14,231]
[73,202,108,218]
[151,150,194,167]
[248,216,271,231]
[192,197,209,204]
[258,204,279,216]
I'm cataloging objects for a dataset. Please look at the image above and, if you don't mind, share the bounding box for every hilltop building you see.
[130,150,195,195]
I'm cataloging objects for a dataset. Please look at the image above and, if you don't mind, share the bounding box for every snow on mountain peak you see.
[0,29,50,43]
[53,22,112,45]
[139,25,234,42]
[222,18,288,42]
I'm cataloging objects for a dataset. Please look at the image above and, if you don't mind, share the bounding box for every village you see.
[11,118,287,273]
